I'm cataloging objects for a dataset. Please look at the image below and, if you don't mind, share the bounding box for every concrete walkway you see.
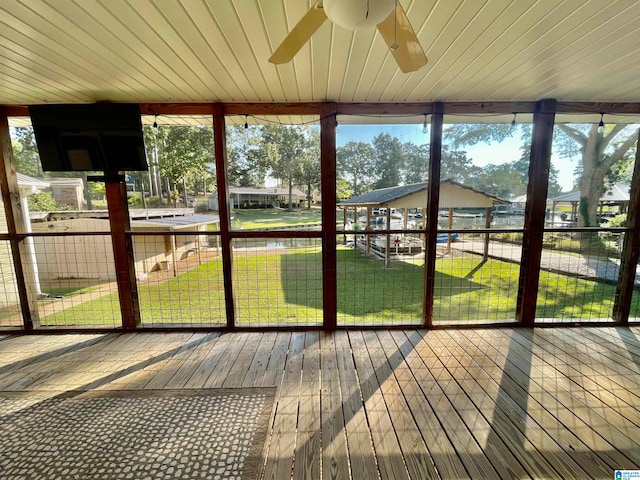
[451,238,640,285]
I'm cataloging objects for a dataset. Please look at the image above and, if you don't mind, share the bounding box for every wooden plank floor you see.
[1,327,640,479]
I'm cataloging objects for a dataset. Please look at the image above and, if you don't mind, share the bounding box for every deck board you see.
[318,332,350,480]
[1,327,640,479]
[458,329,640,471]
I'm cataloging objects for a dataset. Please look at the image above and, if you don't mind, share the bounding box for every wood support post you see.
[321,104,337,330]
[423,103,444,327]
[213,104,236,329]
[104,171,140,329]
[516,99,556,325]
[613,128,640,323]
[0,108,40,330]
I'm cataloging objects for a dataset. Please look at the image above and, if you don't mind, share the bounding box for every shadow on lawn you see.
[280,249,486,318]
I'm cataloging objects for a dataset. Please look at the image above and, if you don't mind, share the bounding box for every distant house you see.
[209,186,307,210]
[47,177,85,210]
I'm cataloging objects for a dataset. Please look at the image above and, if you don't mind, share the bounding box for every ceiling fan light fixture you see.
[323,0,395,30]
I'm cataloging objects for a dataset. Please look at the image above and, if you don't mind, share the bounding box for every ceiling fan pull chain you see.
[390,0,399,51]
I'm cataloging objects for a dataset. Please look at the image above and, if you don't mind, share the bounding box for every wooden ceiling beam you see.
[3,101,640,118]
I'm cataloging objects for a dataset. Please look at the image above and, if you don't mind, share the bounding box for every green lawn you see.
[230,207,324,229]
[38,248,631,327]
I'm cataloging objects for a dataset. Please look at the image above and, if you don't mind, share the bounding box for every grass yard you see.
[38,247,630,327]
[230,207,324,229]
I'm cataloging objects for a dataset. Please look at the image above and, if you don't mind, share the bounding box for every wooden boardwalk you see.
[1,327,639,479]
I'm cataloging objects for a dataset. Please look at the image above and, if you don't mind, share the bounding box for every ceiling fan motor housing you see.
[323,0,395,30]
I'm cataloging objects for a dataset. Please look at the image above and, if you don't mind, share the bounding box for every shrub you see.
[607,213,627,228]
[27,192,61,211]
[127,193,142,206]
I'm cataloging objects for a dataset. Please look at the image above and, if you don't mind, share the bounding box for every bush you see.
[127,193,141,206]
[27,192,61,211]
[607,213,627,228]
[146,196,162,207]
[195,203,209,213]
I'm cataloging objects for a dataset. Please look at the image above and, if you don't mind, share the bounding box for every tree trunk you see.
[288,178,293,212]
[182,176,188,206]
[140,172,147,208]
[81,172,93,210]
[306,183,311,209]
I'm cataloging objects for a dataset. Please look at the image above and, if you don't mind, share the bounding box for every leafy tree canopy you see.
[372,133,404,189]
[337,141,376,196]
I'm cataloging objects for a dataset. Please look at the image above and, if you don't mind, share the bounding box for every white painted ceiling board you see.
[415,2,525,102]
[239,0,290,101]
[326,27,354,101]
[122,0,221,100]
[474,1,635,101]
[151,0,244,101]
[284,0,316,102]
[340,29,379,101]
[0,0,639,106]
[309,14,332,101]
[218,2,275,101]
[0,5,140,103]
[10,0,156,100]
[399,0,471,101]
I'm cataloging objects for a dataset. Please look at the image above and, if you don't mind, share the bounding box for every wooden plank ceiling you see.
[1,0,639,109]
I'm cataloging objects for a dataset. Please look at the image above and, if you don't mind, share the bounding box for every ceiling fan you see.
[268,0,428,73]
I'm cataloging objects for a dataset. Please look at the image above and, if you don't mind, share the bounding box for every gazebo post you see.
[385,207,391,268]
[447,207,453,254]
[366,207,371,255]
[343,207,347,244]
[484,207,491,261]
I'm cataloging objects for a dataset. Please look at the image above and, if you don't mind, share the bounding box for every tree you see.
[556,124,639,226]
[372,133,404,188]
[402,142,429,184]
[447,122,638,226]
[337,141,375,195]
[260,125,315,211]
[226,125,267,186]
[336,177,352,200]
[10,127,42,176]
[470,163,525,198]
[441,146,481,184]
[297,130,320,209]
[150,125,214,205]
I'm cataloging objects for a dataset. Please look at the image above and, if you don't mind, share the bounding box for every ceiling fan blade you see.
[269,3,328,64]
[376,3,428,73]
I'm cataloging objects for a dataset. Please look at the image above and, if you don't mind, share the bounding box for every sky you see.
[336,124,576,192]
